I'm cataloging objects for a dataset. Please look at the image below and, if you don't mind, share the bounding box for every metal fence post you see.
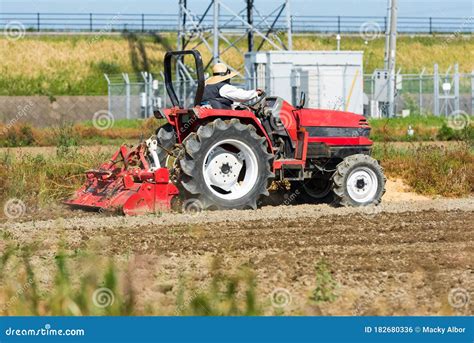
[419,68,425,114]
[142,14,145,32]
[433,63,439,115]
[471,70,474,115]
[454,63,460,113]
[290,15,294,35]
[37,13,40,31]
[337,16,341,34]
[141,71,153,117]
[149,73,154,117]
[122,73,131,119]
[285,0,292,50]
[104,74,112,114]
[429,17,432,34]
[90,13,93,31]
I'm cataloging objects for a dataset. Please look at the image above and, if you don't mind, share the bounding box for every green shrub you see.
[92,61,121,75]
[2,125,36,147]
[375,143,473,196]
[54,124,79,157]
[0,150,110,208]
[176,260,260,316]
[437,122,474,141]
[0,244,135,316]
[310,259,338,303]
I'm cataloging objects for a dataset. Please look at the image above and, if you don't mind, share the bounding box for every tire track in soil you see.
[99,210,472,270]
[98,208,472,315]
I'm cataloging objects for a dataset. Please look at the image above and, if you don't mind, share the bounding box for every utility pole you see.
[386,0,398,117]
[177,0,185,104]
[285,0,292,50]
[213,0,220,62]
[181,0,187,50]
[383,0,391,70]
[177,0,184,51]
[247,0,254,52]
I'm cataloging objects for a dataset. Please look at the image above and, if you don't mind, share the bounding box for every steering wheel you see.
[244,90,266,108]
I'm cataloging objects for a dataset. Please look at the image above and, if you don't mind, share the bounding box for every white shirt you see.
[219,84,258,103]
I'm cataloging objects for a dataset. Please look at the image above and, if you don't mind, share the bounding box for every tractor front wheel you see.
[179,118,274,210]
[332,154,386,206]
[155,123,176,168]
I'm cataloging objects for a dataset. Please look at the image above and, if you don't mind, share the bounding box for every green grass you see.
[0,243,135,316]
[0,244,262,316]
[369,115,474,142]
[0,119,164,147]
[373,142,473,196]
[0,148,111,208]
[81,118,145,129]
[1,34,473,96]
[1,114,472,148]
[0,138,471,221]
[0,117,472,216]
[310,259,338,303]
[176,259,261,316]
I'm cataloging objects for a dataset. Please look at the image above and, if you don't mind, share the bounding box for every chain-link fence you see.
[105,72,155,119]
[364,65,473,117]
[106,68,473,119]
[1,67,472,130]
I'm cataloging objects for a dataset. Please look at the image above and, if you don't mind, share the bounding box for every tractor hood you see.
[297,109,368,128]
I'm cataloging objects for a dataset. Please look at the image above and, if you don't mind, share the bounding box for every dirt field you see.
[1,181,472,315]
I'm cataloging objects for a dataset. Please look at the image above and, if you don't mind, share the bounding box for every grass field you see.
[0,138,472,216]
[0,34,473,96]
[1,115,472,148]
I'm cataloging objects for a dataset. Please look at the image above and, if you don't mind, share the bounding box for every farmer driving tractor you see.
[201,63,263,109]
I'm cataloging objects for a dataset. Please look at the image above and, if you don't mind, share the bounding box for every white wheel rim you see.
[202,139,258,201]
[346,167,378,203]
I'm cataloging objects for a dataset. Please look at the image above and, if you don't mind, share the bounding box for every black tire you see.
[332,154,386,207]
[290,176,334,204]
[179,118,274,210]
[155,123,176,168]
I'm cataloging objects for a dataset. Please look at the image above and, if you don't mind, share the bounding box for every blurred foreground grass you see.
[0,242,338,315]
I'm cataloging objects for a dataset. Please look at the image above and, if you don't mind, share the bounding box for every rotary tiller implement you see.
[65,142,179,215]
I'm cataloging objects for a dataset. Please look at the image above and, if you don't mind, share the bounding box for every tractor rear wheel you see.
[155,123,176,168]
[332,154,386,206]
[179,118,274,210]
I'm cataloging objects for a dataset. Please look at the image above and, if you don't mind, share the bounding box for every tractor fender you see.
[195,107,274,152]
[154,108,173,123]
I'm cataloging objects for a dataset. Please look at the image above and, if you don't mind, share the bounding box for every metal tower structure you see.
[177,0,293,76]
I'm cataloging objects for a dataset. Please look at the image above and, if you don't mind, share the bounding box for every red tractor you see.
[67,50,385,214]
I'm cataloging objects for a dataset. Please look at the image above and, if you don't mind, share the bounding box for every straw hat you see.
[205,63,238,85]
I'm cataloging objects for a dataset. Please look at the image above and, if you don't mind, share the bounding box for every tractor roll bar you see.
[164,50,205,108]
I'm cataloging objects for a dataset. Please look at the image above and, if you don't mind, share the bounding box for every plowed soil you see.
[1,190,472,315]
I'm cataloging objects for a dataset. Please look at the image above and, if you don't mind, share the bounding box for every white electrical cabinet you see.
[245,51,364,114]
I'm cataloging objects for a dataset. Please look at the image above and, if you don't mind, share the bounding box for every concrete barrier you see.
[0,96,108,127]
